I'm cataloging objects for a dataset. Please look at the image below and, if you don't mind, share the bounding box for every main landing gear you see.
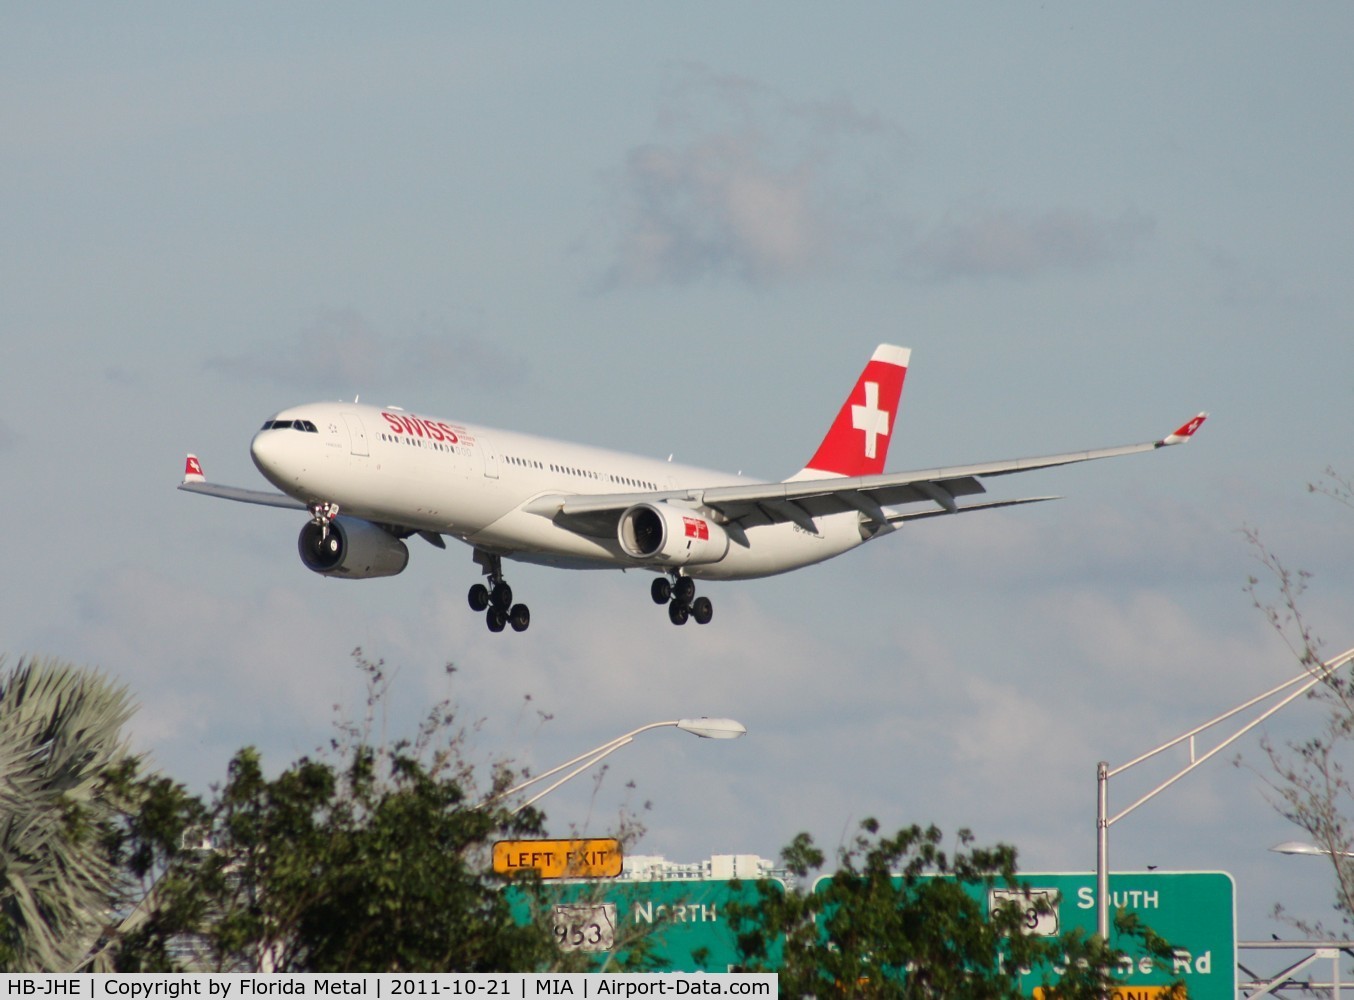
[651,573,713,626]
[468,551,530,633]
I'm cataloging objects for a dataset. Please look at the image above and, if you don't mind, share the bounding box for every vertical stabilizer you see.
[789,344,910,481]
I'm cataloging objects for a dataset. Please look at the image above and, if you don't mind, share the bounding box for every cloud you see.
[595,65,908,288]
[1199,243,1315,312]
[206,308,528,395]
[56,567,368,767]
[594,66,1157,288]
[0,418,15,452]
[911,207,1155,281]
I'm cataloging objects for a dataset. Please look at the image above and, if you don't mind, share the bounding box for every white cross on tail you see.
[851,381,890,459]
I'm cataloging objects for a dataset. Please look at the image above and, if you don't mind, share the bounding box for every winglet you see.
[182,454,206,484]
[1159,412,1208,447]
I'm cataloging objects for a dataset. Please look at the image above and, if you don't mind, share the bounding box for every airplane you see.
[180,344,1206,633]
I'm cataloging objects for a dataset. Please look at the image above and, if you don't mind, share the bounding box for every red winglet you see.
[1161,412,1208,446]
[183,454,205,483]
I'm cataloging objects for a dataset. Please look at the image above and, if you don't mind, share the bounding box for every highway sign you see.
[552,902,617,952]
[508,868,1232,987]
[1012,872,1233,1000]
[493,838,622,879]
[881,871,1235,1000]
[507,878,781,972]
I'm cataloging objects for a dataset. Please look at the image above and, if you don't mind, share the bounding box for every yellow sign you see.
[493,838,623,879]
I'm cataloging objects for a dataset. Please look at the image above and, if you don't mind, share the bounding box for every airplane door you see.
[341,412,369,456]
[480,435,499,479]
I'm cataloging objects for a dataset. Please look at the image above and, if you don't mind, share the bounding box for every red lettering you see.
[381,411,460,444]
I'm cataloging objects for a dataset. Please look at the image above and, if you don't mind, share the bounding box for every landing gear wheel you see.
[468,583,490,612]
[668,601,690,625]
[691,596,713,625]
[651,577,672,604]
[673,576,696,604]
[472,550,526,635]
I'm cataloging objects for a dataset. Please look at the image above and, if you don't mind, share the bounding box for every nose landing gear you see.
[307,501,341,540]
[468,552,530,633]
[651,573,712,626]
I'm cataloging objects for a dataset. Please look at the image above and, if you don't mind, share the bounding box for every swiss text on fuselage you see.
[381,412,461,445]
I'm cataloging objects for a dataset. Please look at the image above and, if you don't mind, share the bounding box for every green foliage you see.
[726,820,1179,999]
[0,656,138,971]
[98,652,560,972]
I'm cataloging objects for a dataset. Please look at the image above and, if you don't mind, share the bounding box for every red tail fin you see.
[794,345,910,479]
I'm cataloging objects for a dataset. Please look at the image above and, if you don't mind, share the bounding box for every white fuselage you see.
[249,401,869,581]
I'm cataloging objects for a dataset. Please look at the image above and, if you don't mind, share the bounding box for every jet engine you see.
[298,517,409,579]
[617,502,729,567]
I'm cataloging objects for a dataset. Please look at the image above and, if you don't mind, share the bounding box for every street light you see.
[494,717,747,815]
[1271,841,1354,858]
[1096,646,1354,940]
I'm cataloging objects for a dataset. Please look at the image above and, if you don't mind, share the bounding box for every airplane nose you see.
[250,430,287,484]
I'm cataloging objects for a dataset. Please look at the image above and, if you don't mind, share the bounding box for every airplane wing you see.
[525,413,1207,537]
[177,454,306,510]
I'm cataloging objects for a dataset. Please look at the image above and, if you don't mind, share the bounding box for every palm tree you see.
[0,655,136,970]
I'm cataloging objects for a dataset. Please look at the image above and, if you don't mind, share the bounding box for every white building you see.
[619,853,792,885]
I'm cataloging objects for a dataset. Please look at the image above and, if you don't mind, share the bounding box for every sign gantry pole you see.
[1095,646,1354,942]
[1097,761,1110,940]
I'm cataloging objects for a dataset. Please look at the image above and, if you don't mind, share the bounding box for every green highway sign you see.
[875,871,1236,1000]
[508,868,1233,990]
[507,878,779,972]
[1020,872,1233,1000]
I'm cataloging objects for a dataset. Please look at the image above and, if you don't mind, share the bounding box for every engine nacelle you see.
[617,503,729,567]
[298,517,409,579]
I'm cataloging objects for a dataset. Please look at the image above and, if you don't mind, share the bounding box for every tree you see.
[0,656,138,971]
[99,652,566,972]
[725,820,1178,998]
[1246,468,1354,933]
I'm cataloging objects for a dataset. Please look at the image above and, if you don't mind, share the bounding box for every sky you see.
[4,2,1354,958]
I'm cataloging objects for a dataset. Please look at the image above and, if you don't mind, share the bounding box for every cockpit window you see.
[259,419,319,432]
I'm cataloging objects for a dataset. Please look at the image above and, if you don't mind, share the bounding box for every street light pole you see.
[1096,646,1354,941]
[490,717,747,815]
